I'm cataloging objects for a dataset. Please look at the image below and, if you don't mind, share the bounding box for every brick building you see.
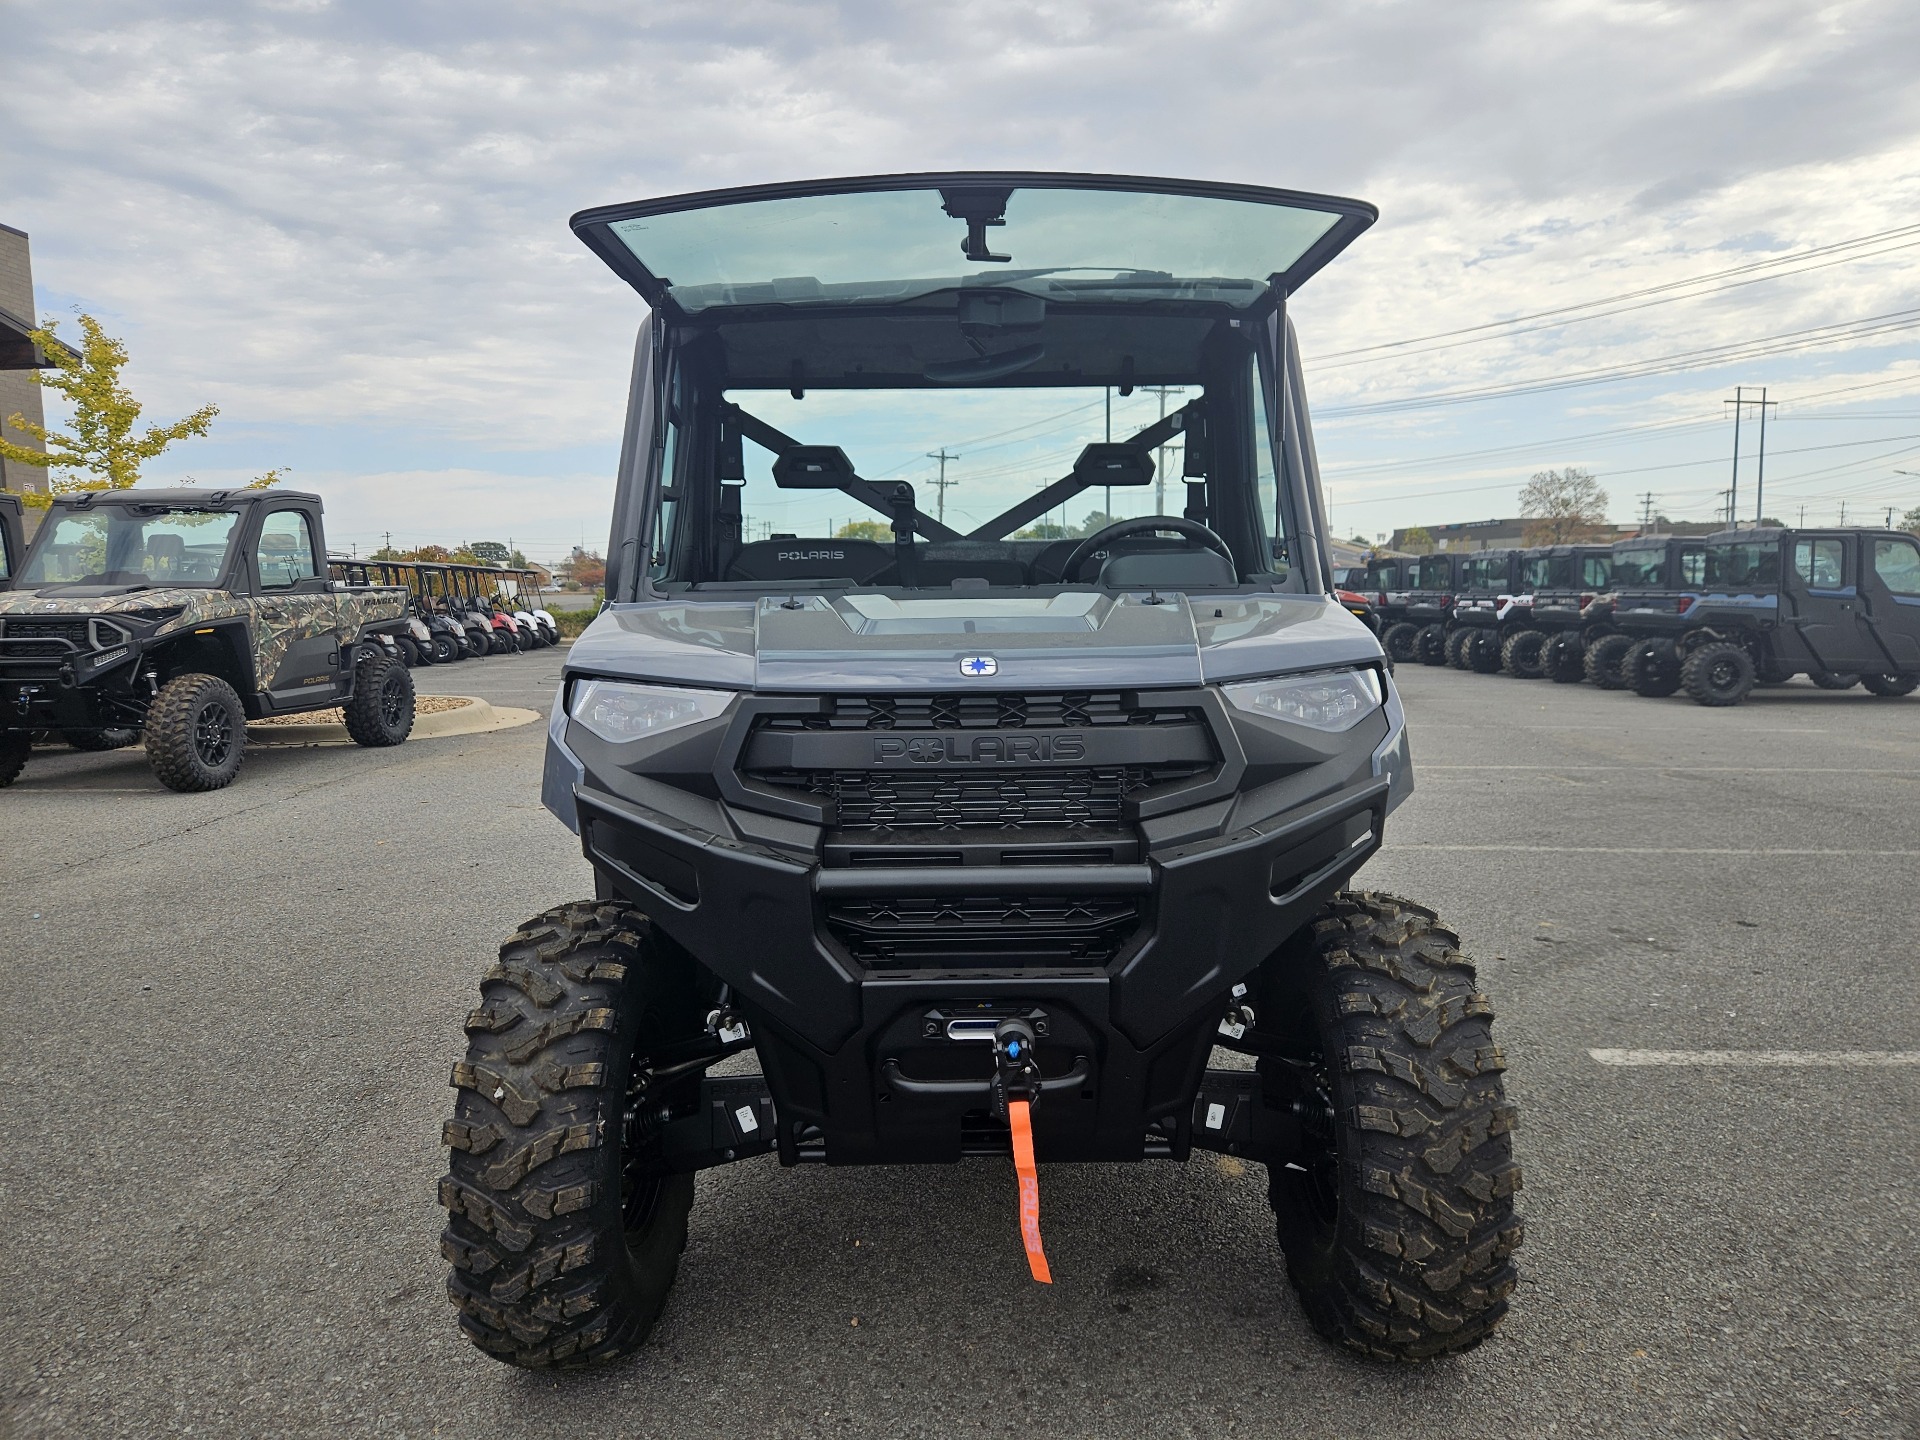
[1,222,53,499]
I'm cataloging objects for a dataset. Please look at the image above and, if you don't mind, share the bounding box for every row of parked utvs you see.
[327,559,562,664]
[1351,527,1920,706]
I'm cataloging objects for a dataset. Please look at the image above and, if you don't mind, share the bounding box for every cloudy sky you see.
[4,0,1919,562]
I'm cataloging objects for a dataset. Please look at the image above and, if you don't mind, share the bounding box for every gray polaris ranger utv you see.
[440,173,1521,1368]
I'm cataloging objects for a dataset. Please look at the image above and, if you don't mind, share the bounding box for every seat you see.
[725,538,894,584]
[144,533,186,577]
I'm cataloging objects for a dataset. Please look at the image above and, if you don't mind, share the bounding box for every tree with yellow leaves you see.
[0,314,283,506]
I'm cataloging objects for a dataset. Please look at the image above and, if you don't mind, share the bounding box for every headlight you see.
[569,678,732,743]
[1223,668,1383,732]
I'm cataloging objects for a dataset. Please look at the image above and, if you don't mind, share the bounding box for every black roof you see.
[1702,526,1911,545]
[51,487,321,508]
[1612,534,1699,551]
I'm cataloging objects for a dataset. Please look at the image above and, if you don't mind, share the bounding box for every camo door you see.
[252,508,341,702]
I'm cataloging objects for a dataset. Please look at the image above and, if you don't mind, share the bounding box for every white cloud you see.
[3,0,1917,539]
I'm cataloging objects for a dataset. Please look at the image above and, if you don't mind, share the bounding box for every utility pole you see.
[1639,492,1659,533]
[383,530,392,553]
[1838,501,1848,526]
[1725,386,1777,527]
[925,448,960,526]
[1720,488,1735,526]
[1104,386,1112,522]
[1886,506,1897,528]
[1140,386,1185,514]
[1798,504,1806,527]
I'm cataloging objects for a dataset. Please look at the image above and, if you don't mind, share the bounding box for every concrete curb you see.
[246,697,541,748]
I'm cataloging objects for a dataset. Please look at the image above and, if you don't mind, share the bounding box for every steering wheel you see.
[1058,515,1233,583]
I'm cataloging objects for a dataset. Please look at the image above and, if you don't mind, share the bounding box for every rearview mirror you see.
[1071,443,1154,487]
[771,445,856,489]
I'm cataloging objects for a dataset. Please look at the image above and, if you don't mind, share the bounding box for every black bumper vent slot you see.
[2,619,90,645]
[826,892,1142,968]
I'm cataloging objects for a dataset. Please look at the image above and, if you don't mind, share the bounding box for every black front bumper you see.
[0,637,148,731]
[576,768,1388,1164]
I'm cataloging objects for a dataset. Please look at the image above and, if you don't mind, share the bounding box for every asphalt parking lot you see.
[2,652,1915,1439]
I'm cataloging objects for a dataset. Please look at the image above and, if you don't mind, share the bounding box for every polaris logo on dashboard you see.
[777,548,844,562]
[873,734,1087,764]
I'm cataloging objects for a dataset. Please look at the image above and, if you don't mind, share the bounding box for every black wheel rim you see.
[1709,658,1738,690]
[381,671,407,726]
[621,1059,677,1237]
[193,699,233,766]
[1295,1061,1341,1229]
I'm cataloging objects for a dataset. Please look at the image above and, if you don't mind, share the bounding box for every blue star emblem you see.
[959,655,998,677]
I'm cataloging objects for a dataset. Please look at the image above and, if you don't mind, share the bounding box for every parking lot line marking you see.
[1590,1049,1920,1067]
[1423,766,1915,774]
[1417,723,1831,733]
[1402,845,1920,856]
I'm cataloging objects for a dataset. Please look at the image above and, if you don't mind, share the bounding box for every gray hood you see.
[566,591,1383,691]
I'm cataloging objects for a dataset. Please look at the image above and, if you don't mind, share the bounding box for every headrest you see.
[1099,548,1238,589]
[146,533,186,560]
[725,538,894,583]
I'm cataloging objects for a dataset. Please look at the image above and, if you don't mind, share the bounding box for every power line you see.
[1314,222,1920,364]
[1319,308,1920,419]
[1322,375,1920,491]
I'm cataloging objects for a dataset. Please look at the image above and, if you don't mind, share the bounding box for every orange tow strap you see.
[1008,1098,1052,1283]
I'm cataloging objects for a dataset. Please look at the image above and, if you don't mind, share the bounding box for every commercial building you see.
[1390,516,1638,552]
[1,222,52,499]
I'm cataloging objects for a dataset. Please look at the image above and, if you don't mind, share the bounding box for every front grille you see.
[826,892,1142,968]
[2,619,90,645]
[759,765,1204,831]
[761,691,1196,732]
[0,639,72,659]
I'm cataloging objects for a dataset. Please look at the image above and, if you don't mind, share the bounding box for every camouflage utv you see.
[0,491,22,589]
[0,487,416,791]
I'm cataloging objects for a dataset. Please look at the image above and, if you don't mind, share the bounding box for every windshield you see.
[648,340,1290,592]
[603,183,1349,315]
[1409,556,1453,589]
[1705,541,1780,590]
[1611,547,1667,588]
[1458,555,1508,590]
[19,506,240,587]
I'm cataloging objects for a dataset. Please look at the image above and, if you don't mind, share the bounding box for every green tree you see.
[1519,466,1610,544]
[1013,510,1117,542]
[1902,505,1920,533]
[1399,526,1435,555]
[0,314,283,506]
[836,519,891,542]
[469,540,510,564]
[1014,521,1068,540]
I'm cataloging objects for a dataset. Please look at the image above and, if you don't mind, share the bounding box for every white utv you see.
[439,173,1521,1368]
